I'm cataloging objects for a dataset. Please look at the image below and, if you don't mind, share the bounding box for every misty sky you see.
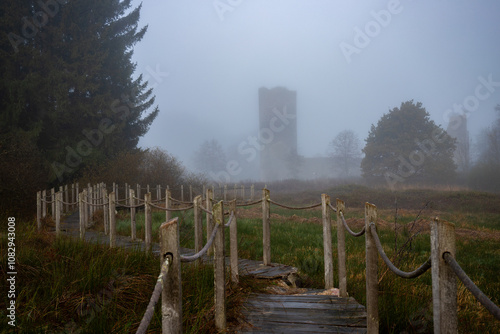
[130,0,500,173]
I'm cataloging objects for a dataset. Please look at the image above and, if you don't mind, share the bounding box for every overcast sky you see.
[130,0,500,173]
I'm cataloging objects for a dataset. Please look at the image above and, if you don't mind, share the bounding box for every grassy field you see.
[2,185,499,333]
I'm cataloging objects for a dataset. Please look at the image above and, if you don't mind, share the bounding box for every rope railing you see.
[116,202,144,209]
[169,196,193,205]
[269,199,322,210]
[180,224,219,263]
[149,202,194,212]
[224,211,234,227]
[136,255,172,334]
[327,202,338,212]
[340,211,365,237]
[443,252,500,321]
[235,198,263,207]
[369,223,432,279]
[200,205,213,215]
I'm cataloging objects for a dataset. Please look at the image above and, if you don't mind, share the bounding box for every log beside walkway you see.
[57,212,367,333]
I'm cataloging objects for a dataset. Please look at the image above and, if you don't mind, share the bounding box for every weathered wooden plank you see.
[237,292,367,333]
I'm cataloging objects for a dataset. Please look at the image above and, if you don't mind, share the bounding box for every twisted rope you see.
[149,202,194,212]
[235,199,263,207]
[169,197,193,205]
[327,203,338,213]
[224,211,234,227]
[269,199,322,210]
[369,223,431,279]
[117,203,145,209]
[443,252,500,320]
[340,211,366,237]
[200,205,213,216]
[180,225,219,262]
[81,199,105,207]
[136,255,172,334]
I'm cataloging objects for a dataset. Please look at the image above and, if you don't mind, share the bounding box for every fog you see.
[130,0,500,181]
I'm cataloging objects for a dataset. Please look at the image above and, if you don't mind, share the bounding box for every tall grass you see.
[0,221,257,333]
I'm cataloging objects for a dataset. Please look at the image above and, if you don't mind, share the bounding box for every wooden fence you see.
[36,183,500,333]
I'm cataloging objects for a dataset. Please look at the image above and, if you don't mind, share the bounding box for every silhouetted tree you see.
[328,130,361,177]
[362,101,456,188]
[193,139,227,177]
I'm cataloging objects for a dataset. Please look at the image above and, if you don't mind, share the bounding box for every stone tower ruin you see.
[259,87,297,181]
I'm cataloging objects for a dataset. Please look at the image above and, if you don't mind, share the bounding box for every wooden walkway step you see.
[236,292,367,333]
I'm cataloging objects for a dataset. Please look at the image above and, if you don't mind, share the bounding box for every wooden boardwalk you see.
[58,212,367,333]
[237,292,366,333]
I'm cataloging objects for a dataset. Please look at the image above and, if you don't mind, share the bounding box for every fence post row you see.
[206,188,214,256]
[365,202,379,333]
[160,218,182,334]
[130,188,136,240]
[321,194,334,290]
[262,188,271,266]
[55,191,61,237]
[145,192,152,253]
[109,191,116,248]
[229,199,239,284]
[213,201,227,331]
[336,198,347,298]
[165,189,171,223]
[193,195,203,266]
[103,187,109,236]
[79,191,85,240]
[431,218,457,334]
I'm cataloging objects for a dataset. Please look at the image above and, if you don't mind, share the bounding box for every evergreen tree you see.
[361,101,456,188]
[0,0,159,184]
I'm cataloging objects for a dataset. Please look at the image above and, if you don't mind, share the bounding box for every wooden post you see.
[103,188,108,235]
[42,189,47,218]
[109,192,116,248]
[130,189,136,240]
[88,185,93,224]
[157,184,161,201]
[55,192,61,237]
[137,183,141,201]
[51,188,55,217]
[250,184,254,201]
[75,183,79,211]
[165,189,172,223]
[262,188,271,266]
[365,202,379,333]
[229,199,239,284]
[431,218,457,334]
[193,195,203,266]
[145,192,152,253]
[181,185,184,202]
[241,185,245,201]
[64,184,69,213]
[71,183,75,211]
[336,199,347,298]
[36,191,41,231]
[160,218,182,334]
[82,189,88,228]
[79,192,85,240]
[206,188,214,256]
[213,201,227,331]
[115,183,119,203]
[322,194,334,289]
